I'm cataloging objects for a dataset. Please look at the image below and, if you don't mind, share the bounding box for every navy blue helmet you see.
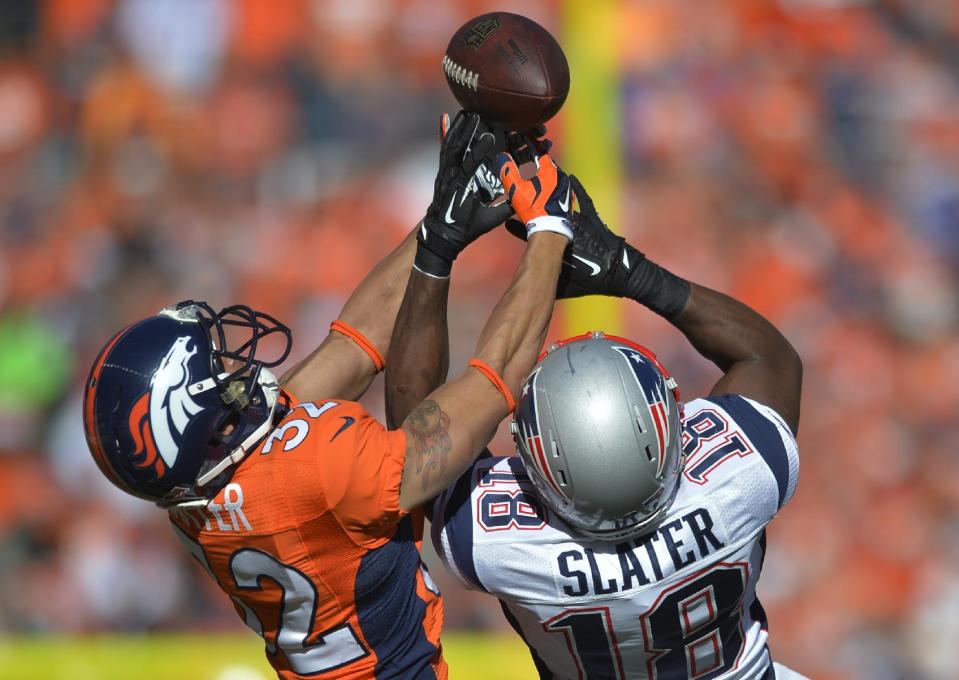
[83,301,292,506]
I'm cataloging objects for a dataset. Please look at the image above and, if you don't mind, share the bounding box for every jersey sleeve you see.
[310,401,409,547]
[703,394,800,510]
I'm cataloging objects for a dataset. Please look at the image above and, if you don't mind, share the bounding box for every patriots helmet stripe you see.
[515,367,566,499]
[612,345,672,476]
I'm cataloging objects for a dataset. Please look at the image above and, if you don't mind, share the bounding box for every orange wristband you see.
[330,320,385,372]
[468,358,517,413]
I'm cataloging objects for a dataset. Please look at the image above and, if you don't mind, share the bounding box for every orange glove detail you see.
[497,152,574,240]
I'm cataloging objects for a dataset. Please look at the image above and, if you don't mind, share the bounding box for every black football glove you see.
[555,175,644,299]
[415,111,514,278]
[505,174,645,299]
[506,124,552,166]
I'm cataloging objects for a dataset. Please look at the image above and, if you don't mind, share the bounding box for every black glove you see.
[506,125,552,166]
[505,174,641,298]
[415,111,514,277]
[554,175,642,299]
[517,175,690,317]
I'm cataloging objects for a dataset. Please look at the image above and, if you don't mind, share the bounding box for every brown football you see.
[443,12,570,131]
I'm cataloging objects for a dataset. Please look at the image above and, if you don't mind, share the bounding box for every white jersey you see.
[431,395,800,680]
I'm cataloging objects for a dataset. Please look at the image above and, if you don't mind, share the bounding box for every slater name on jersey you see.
[556,507,724,597]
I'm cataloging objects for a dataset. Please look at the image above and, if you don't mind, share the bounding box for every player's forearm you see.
[473,231,568,396]
[672,284,796,373]
[384,270,450,429]
[337,226,418,354]
[575,191,801,428]
[671,283,803,431]
[397,232,567,510]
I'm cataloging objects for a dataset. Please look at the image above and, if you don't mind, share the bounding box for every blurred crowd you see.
[0,1,957,678]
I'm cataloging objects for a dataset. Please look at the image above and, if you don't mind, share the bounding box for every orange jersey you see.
[168,398,446,679]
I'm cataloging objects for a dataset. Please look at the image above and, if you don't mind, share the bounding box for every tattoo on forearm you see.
[406,400,452,491]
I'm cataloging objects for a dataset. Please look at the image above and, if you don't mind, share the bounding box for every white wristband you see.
[412,263,452,280]
[526,215,573,241]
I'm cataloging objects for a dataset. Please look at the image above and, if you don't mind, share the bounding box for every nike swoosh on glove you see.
[553,175,646,299]
[496,152,573,240]
[505,174,648,299]
[415,111,514,278]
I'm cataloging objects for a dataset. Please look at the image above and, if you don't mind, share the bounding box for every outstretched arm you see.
[556,176,803,434]
[280,228,417,403]
[281,109,510,405]
[398,232,568,510]
[670,285,802,432]
[396,151,574,511]
[384,272,450,429]
[384,116,563,430]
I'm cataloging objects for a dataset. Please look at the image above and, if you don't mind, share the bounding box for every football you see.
[443,12,570,131]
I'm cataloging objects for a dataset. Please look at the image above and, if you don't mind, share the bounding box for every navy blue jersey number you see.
[682,410,753,485]
[477,490,546,531]
[544,608,624,679]
[640,564,749,679]
[542,565,749,679]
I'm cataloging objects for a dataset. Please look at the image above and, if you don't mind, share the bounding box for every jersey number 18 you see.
[545,563,749,680]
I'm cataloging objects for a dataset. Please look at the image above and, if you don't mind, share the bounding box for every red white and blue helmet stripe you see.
[514,367,567,499]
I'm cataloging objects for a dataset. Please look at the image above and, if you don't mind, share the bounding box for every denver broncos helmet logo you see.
[129,336,205,478]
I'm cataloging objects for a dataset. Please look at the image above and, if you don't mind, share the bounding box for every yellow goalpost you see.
[559,0,624,337]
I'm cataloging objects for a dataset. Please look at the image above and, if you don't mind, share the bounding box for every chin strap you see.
[193,368,280,489]
[166,497,209,509]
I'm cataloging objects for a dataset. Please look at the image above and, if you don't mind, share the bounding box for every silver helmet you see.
[511,332,684,541]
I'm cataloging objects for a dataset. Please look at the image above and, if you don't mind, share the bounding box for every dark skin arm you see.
[553,174,802,433]
[385,272,450,429]
[396,232,568,511]
[389,147,572,510]
[671,283,803,434]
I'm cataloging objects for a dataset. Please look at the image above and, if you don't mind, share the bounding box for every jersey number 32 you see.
[174,524,369,674]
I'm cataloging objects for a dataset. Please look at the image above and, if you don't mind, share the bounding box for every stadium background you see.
[0,0,957,678]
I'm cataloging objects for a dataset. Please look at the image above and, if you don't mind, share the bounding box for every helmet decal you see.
[612,345,670,477]
[516,367,566,500]
[515,333,684,541]
[85,300,293,505]
[129,336,205,478]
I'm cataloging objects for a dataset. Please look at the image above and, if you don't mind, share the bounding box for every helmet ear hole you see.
[209,410,243,445]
